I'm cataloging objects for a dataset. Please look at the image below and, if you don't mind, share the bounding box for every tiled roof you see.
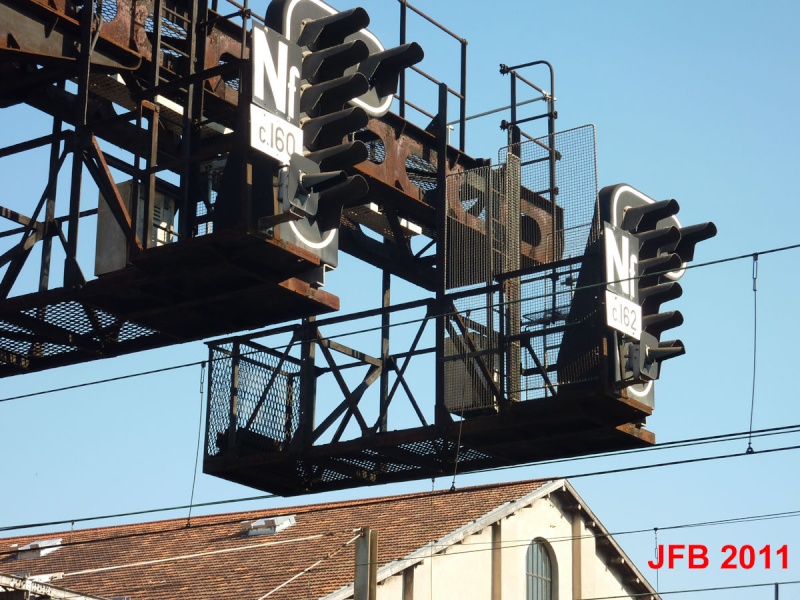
[0,479,550,600]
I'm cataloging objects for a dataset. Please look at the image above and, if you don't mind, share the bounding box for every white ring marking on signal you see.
[284,0,392,116]
[289,221,336,249]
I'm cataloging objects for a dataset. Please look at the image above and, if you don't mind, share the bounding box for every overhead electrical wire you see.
[0,493,277,534]
[1,492,797,599]
[483,423,800,468]
[482,442,800,482]
[2,240,800,406]
[2,501,798,587]
[60,532,334,578]
[580,579,800,599]
[1,443,800,555]
[255,531,362,600]
[0,359,204,403]
[389,509,800,557]
[453,507,800,549]
[1,423,798,535]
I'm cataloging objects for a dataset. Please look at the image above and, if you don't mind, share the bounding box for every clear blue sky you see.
[2,1,800,598]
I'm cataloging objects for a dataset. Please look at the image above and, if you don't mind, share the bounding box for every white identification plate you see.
[250,104,303,165]
[605,290,642,340]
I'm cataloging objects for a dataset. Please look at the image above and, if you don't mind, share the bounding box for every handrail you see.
[398,0,467,151]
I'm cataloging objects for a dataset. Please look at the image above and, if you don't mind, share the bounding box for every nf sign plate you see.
[604,223,642,339]
[250,23,303,164]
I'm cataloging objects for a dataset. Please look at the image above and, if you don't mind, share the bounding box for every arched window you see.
[526,538,554,600]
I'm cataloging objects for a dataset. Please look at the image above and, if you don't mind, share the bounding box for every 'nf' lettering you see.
[252,26,301,121]
[604,225,638,299]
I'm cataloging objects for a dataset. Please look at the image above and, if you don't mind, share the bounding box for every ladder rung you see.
[162,6,191,23]
[160,41,189,57]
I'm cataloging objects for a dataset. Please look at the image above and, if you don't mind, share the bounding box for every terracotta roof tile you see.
[0,479,549,600]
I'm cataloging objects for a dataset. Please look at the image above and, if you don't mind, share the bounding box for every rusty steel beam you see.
[84,136,143,252]
[204,408,654,496]
[0,0,142,70]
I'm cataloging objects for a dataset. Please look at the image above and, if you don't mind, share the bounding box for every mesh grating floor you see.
[0,300,159,375]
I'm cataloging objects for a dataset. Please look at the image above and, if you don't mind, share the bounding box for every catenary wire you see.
[3,501,800,561]
[375,511,800,560]
[474,441,800,482]
[580,579,800,599]
[1,423,799,535]
[255,531,362,599]
[450,508,800,549]
[1,481,798,593]
[487,423,800,468]
[2,240,800,406]
[0,359,204,403]
[54,530,355,581]
[0,516,345,559]
[11,505,796,588]
[0,493,277,533]
[1,444,799,559]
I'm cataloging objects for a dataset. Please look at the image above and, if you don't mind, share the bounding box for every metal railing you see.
[398,0,467,151]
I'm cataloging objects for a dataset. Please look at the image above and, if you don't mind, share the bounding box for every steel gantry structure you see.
[0,0,715,494]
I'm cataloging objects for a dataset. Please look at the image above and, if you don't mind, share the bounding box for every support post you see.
[571,508,583,600]
[503,152,521,404]
[434,82,448,425]
[402,568,414,600]
[399,1,407,119]
[296,318,317,448]
[379,268,391,432]
[228,342,240,451]
[459,40,467,151]
[546,63,558,386]
[178,0,200,239]
[64,0,94,289]
[39,98,63,292]
[491,522,501,600]
[355,528,378,600]
[508,72,520,149]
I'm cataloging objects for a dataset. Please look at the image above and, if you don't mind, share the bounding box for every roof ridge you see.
[1,478,555,542]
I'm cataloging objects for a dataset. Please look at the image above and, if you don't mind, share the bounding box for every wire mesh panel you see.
[444,153,527,292]
[444,125,599,404]
[0,301,160,376]
[499,125,599,263]
[502,153,523,400]
[444,164,494,290]
[515,259,588,400]
[503,126,600,400]
[445,131,596,307]
[444,291,502,414]
[206,343,234,457]
[206,340,302,458]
